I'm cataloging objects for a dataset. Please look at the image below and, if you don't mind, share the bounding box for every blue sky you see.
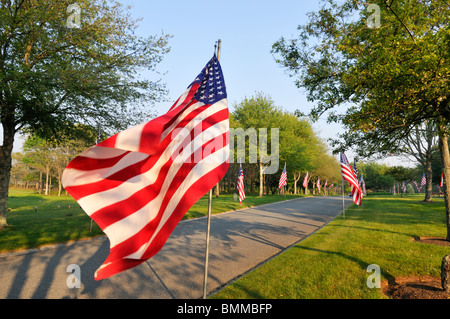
[120,0,344,141]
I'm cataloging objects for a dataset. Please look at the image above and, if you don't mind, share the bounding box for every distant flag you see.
[237,163,245,204]
[62,54,229,280]
[325,180,328,189]
[353,159,359,177]
[413,181,419,192]
[359,174,366,197]
[402,181,406,193]
[317,178,321,193]
[420,172,426,186]
[441,173,444,188]
[302,172,309,188]
[278,163,287,189]
[340,153,362,206]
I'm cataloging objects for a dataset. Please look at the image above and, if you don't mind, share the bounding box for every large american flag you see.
[278,163,287,189]
[237,163,245,204]
[340,153,362,206]
[62,54,229,280]
[441,173,444,188]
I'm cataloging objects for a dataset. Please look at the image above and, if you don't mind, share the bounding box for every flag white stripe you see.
[82,146,128,159]
[114,122,147,152]
[63,152,150,188]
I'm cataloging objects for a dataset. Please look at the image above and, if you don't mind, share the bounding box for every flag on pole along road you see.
[237,163,245,204]
[317,178,321,193]
[420,172,426,186]
[353,159,359,177]
[278,163,287,189]
[441,173,444,188]
[62,54,230,280]
[303,171,309,188]
[340,152,362,206]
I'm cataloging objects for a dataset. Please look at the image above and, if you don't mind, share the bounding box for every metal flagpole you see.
[202,188,213,299]
[203,39,221,299]
[342,177,345,219]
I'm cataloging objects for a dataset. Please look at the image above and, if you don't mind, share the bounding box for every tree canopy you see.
[272,0,450,238]
[0,0,172,227]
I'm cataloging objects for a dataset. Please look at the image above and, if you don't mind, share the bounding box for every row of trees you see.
[227,92,341,196]
[357,162,442,194]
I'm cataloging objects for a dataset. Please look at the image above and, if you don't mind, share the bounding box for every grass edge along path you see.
[211,194,449,299]
[0,189,311,254]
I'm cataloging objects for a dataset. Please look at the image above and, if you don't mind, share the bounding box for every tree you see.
[0,1,171,227]
[232,92,282,197]
[272,0,450,239]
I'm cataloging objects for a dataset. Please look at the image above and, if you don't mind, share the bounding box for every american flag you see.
[278,163,287,189]
[340,153,362,206]
[420,172,426,186]
[359,174,366,196]
[353,159,359,177]
[441,173,444,188]
[62,54,229,280]
[316,178,321,193]
[413,180,419,192]
[302,171,309,188]
[237,163,245,204]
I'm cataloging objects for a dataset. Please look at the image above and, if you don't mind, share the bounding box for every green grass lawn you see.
[0,188,309,253]
[211,194,449,299]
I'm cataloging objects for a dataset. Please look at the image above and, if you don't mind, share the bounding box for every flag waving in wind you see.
[303,172,309,188]
[420,172,426,187]
[279,163,287,189]
[62,54,229,280]
[340,153,362,206]
[440,173,444,188]
[237,164,245,204]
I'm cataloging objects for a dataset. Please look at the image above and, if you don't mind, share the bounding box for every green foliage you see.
[230,92,340,194]
[0,0,172,138]
[272,0,450,154]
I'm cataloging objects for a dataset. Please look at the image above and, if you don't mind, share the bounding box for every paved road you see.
[0,196,353,299]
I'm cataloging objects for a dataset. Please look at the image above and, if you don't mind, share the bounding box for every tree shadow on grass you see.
[292,245,396,284]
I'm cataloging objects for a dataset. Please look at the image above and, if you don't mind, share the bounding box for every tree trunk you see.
[45,166,50,195]
[215,182,220,197]
[38,171,43,194]
[0,124,14,228]
[438,130,450,241]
